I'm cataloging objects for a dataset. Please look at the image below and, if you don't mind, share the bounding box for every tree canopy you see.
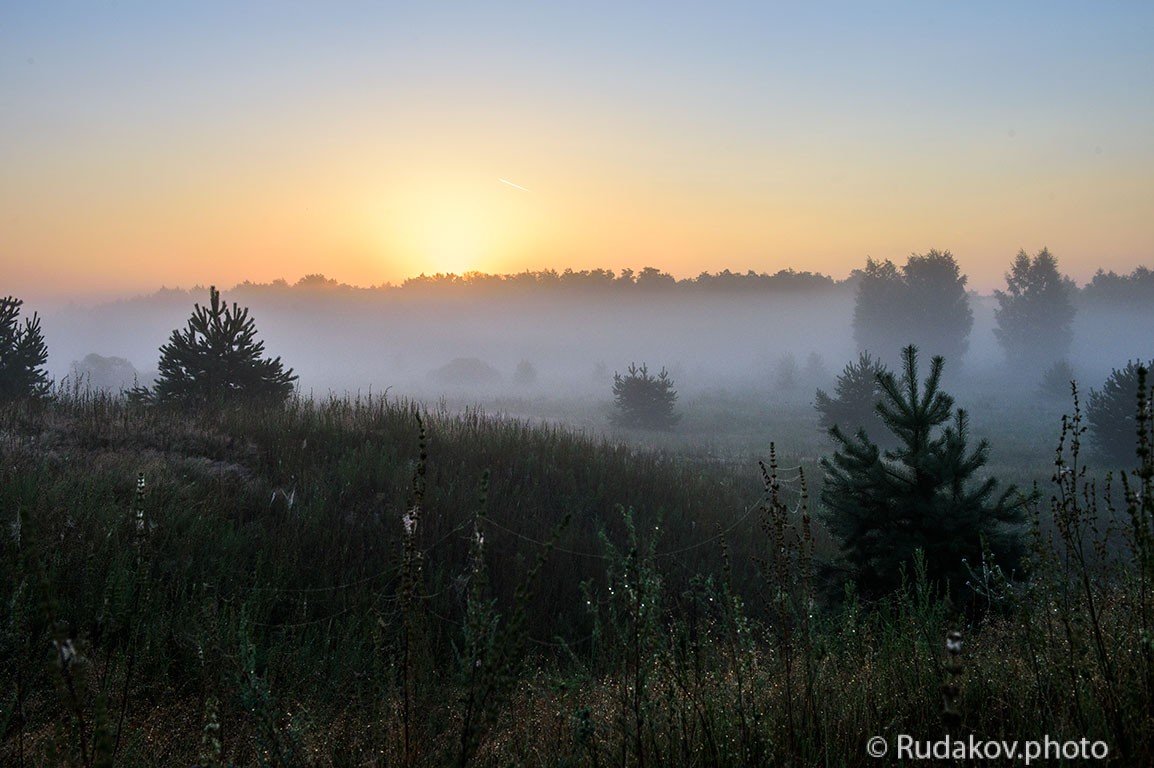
[852,251,973,366]
[1081,266,1154,309]
[994,248,1076,369]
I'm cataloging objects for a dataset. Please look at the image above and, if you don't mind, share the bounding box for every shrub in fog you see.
[774,353,799,391]
[1039,360,1076,400]
[428,357,502,387]
[147,286,296,407]
[1087,360,1154,466]
[513,359,538,386]
[69,353,142,392]
[611,362,680,430]
[814,352,890,444]
[994,248,1076,370]
[803,351,830,384]
[821,346,1025,598]
[0,295,50,401]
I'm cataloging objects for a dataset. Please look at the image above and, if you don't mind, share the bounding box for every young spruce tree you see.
[821,346,1025,598]
[1088,359,1154,466]
[151,286,296,407]
[814,351,891,446]
[0,296,50,401]
[611,363,680,430]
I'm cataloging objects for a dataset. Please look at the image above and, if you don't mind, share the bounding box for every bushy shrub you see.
[1039,359,1076,400]
[1087,360,1154,466]
[803,351,830,384]
[69,353,142,392]
[611,362,680,430]
[512,359,538,386]
[775,353,799,391]
[428,357,502,387]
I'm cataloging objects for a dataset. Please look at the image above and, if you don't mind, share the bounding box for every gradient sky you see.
[3,1,1153,301]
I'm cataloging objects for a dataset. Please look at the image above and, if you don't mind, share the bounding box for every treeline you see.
[210,263,1154,302]
[1081,265,1154,308]
[226,266,843,296]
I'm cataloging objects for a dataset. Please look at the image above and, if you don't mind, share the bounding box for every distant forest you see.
[163,264,1154,302]
[237,267,843,295]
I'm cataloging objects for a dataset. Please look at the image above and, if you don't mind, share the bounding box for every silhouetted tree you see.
[852,251,973,365]
[0,296,50,401]
[295,273,343,291]
[852,258,906,357]
[1082,266,1154,309]
[821,346,1024,598]
[814,352,891,445]
[994,248,1076,369]
[150,286,296,407]
[901,250,973,363]
[612,363,680,430]
[1088,360,1154,466]
[634,266,677,290]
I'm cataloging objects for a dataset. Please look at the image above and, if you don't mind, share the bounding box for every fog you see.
[35,276,1154,415]
[43,285,849,398]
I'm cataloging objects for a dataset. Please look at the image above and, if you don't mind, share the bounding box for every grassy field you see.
[1,387,1151,766]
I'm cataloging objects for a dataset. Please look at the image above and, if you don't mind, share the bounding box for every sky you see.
[3,1,1153,302]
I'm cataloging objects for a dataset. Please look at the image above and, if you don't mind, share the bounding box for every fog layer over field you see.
[37,273,1154,407]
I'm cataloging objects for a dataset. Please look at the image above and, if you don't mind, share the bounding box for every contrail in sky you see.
[498,178,532,193]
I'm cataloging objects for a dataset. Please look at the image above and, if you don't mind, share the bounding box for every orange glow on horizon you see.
[4,4,1152,304]
[373,173,551,278]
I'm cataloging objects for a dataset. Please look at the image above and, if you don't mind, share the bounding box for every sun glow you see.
[384,174,546,277]
[407,204,492,275]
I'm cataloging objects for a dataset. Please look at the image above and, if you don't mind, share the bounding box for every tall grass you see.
[1,382,1151,765]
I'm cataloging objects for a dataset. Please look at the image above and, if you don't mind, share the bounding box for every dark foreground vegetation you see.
[2,381,1153,767]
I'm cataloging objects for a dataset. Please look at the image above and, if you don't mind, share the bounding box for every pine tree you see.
[611,363,680,430]
[814,352,892,447]
[150,286,296,407]
[0,296,51,401]
[1088,360,1154,466]
[820,346,1024,598]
